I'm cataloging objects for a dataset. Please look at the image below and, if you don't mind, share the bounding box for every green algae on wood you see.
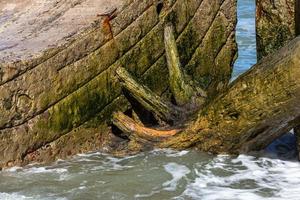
[256,0,296,60]
[114,36,300,155]
[0,0,238,167]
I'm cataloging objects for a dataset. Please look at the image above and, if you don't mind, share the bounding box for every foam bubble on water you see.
[134,190,161,199]
[77,151,102,157]
[163,163,191,191]
[23,167,68,174]
[165,150,189,157]
[150,149,189,157]
[78,186,86,190]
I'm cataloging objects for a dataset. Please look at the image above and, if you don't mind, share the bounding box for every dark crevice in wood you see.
[111,124,130,140]
[112,24,208,147]
[156,2,164,15]
[123,89,159,126]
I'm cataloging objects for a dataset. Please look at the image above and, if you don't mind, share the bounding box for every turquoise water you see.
[2,1,300,200]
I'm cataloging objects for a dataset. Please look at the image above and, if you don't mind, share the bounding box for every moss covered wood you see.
[293,0,300,160]
[256,0,300,160]
[0,0,237,168]
[116,67,180,122]
[113,35,300,154]
[162,38,300,153]
[256,0,296,60]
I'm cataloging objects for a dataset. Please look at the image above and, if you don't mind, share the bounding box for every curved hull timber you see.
[0,0,237,167]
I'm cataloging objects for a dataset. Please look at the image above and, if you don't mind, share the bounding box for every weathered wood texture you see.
[160,37,300,154]
[112,112,180,141]
[164,24,206,108]
[256,0,300,159]
[294,7,300,161]
[113,37,300,155]
[116,67,180,123]
[0,0,237,167]
[256,0,296,60]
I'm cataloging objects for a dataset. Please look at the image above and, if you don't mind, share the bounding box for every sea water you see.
[2,1,300,200]
[1,150,300,200]
[233,0,257,78]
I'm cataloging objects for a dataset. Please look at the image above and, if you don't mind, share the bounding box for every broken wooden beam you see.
[113,37,300,155]
[164,24,197,106]
[159,37,300,153]
[116,67,180,123]
[112,112,181,141]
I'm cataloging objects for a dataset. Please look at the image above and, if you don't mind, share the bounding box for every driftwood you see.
[112,24,300,154]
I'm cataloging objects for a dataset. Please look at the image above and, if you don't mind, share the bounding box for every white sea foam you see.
[23,167,68,174]
[177,155,300,200]
[150,149,189,157]
[163,162,191,191]
[4,166,23,172]
[134,190,161,199]
[165,150,190,157]
[2,151,300,200]
[0,192,28,200]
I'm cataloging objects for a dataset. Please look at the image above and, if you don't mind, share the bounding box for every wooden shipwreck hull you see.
[256,0,300,159]
[256,0,297,60]
[0,0,237,167]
